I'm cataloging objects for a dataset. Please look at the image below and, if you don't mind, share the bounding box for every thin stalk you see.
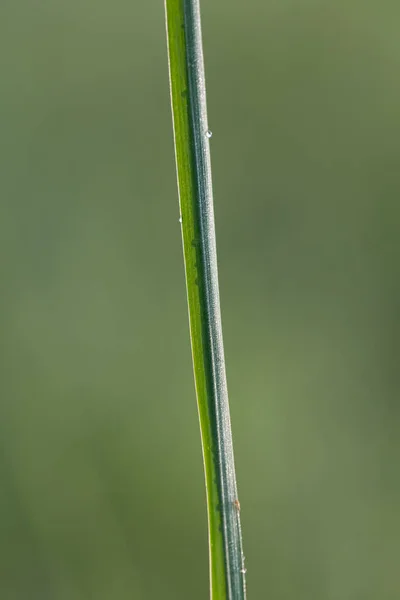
[164,1,246,598]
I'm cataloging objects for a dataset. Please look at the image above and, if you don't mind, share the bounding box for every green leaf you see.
[164,1,246,598]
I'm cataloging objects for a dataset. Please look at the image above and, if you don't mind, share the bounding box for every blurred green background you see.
[1,0,400,598]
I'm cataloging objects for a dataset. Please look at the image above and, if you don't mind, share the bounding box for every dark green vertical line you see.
[165,1,246,598]
[183,1,246,599]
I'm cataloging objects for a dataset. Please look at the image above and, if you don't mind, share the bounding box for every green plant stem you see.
[164,1,246,598]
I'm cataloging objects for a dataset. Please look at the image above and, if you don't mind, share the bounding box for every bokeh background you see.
[1,0,400,598]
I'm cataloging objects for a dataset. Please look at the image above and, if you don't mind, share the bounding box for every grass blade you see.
[164,1,246,598]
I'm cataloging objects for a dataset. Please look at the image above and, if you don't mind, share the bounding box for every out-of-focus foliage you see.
[0,1,399,598]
